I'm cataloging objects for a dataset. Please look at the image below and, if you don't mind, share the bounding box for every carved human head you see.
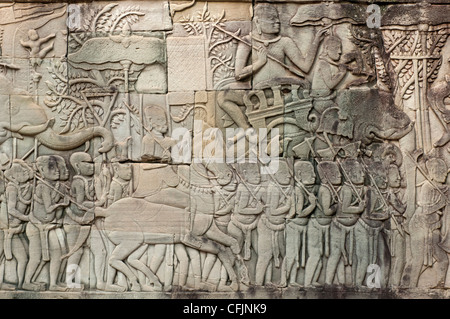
[341,158,364,185]
[144,105,168,134]
[387,164,402,189]
[323,36,342,62]
[112,161,132,181]
[210,162,234,187]
[294,160,315,185]
[36,155,60,181]
[28,29,39,41]
[4,159,33,184]
[54,155,69,181]
[426,157,448,184]
[368,161,387,190]
[275,160,292,185]
[240,162,261,184]
[254,3,280,35]
[70,152,94,177]
[317,161,341,185]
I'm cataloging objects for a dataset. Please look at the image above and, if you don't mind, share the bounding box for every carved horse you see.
[95,161,244,292]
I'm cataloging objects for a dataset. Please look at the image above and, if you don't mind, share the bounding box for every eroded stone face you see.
[0,0,449,296]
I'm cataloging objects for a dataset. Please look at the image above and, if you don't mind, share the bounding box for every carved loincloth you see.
[286,220,307,268]
[3,223,25,260]
[230,214,259,260]
[260,214,285,268]
[411,207,442,267]
[332,219,356,266]
[309,217,331,258]
[356,218,384,264]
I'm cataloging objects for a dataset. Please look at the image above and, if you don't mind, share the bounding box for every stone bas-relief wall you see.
[0,0,449,298]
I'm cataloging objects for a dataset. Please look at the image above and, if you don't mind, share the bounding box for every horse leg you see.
[108,240,142,292]
[183,234,239,291]
[127,244,162,291]
[217,247,240,291]
[174,244,189,287]
[204,222,240,255]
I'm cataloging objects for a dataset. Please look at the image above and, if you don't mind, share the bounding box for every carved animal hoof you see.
[96,282,106,291]
[129,280,141,292]
[163,284,172,292]
[229,281,239,292]
[153,282,163,292]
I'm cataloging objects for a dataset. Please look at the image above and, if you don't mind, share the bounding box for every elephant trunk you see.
[35,126,114,153]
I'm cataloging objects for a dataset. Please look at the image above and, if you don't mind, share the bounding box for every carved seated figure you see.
[141,105,177,162]
[311,35,348,114]
[216,3,326,142]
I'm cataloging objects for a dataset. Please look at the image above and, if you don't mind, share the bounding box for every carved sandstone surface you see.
[0,0,449,298]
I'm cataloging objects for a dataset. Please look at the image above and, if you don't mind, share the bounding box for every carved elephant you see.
[333,88,413,144]
[0,74,113,153]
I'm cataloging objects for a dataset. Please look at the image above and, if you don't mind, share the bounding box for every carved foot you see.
[1,283,17,291]
[96,282,106,291]
[49,284,69,292]
[22,282,45,291]
[140,284,162,292]
[105,284,127,292]
[216,283,235,292]
[200,281,218,292]
[67,284,85,292]
[431,281,446,289]
[305,282,322,289]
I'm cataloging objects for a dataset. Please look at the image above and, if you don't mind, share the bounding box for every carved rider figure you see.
[216,3,327,135]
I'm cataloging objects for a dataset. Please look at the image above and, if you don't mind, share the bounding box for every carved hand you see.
[255,46,267,66]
